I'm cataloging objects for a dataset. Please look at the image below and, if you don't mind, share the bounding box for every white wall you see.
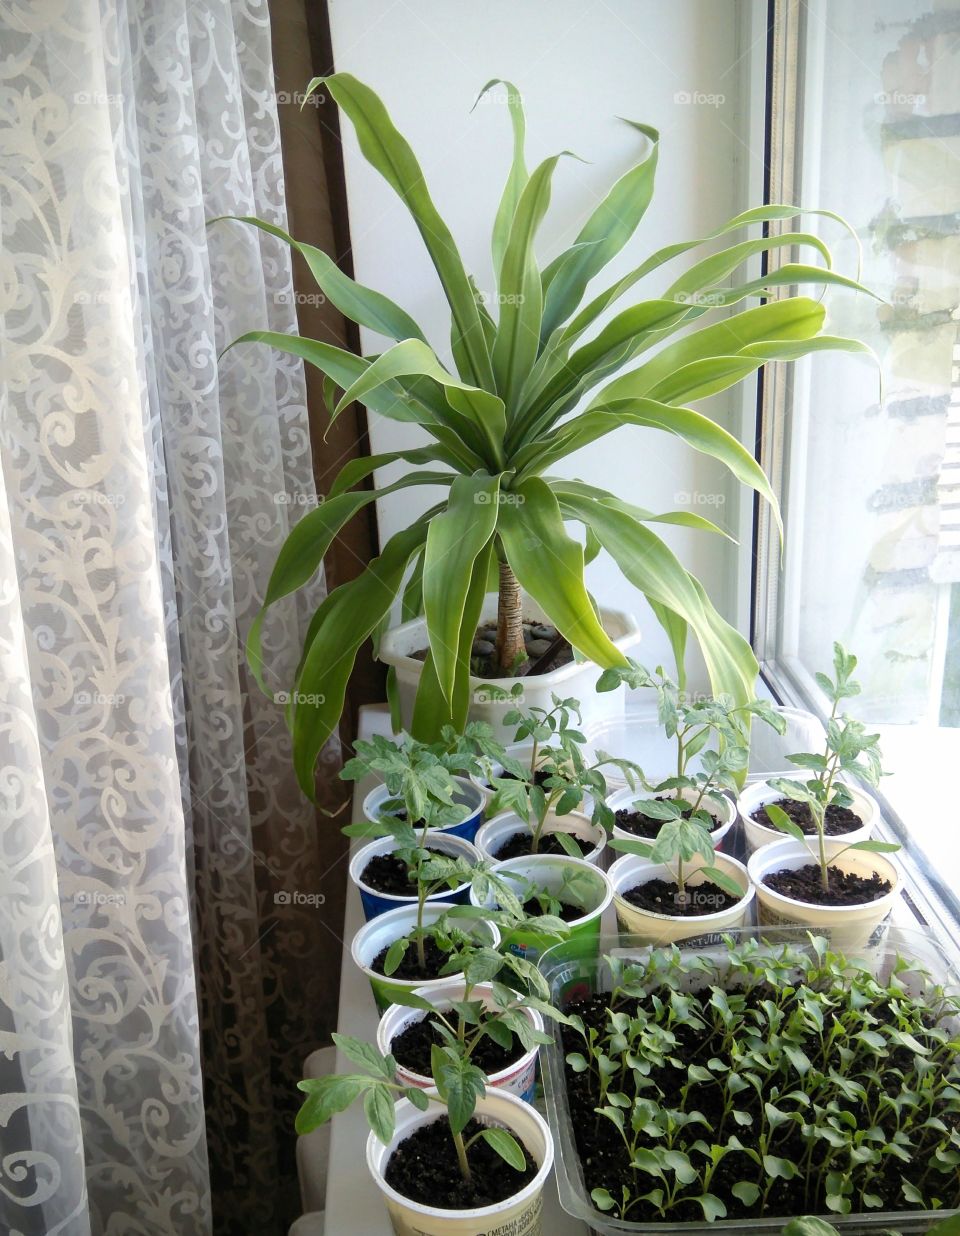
[326,0,763,676]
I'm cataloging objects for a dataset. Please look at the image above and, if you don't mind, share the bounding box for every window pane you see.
[770,1,960,858]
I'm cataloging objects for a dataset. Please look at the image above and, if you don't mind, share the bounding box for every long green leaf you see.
[558,493,757,708]
[492,153,570,409]
[518,398,781,538]
[247,471,450,691]
[475,80,528,280]
[328,447,462,498]
[548,479,734,540]
[334,339,507,468]
[292,523,428,796]
[211,215,425,342]
[497,478,628,670]
[423,473,501,702]
[306,73,493,388]
[663,232,831,302]
[557,203,861,350]
[412,541,493,740]
[592,299,826,405]
[539,121,659,341]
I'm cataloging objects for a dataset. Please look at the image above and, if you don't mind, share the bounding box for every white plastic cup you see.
[748,837,900,954]
[607,850,755,946]
[737,779,878,855]
[473,809,606,867]
[366,1088,554,1236]
[377,978,543,1103]
[605,784,736,852]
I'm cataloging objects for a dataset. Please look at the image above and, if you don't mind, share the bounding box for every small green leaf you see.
[383,937,408,976]
[591,1187,616,1212]
[731,1181,760,1206]
[480,1126,527,1171]
[762,1154,798,1180]
[363,1083,396,1144]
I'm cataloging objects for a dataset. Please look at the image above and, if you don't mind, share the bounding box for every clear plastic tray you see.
[537,925,960,1235]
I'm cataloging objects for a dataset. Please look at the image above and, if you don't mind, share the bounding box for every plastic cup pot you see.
[748,837,900,954]
[470,854,612,966]
[363,775,485,843]
[351,902,500,1013]
[607,850,755,947]
[737,778,878,856]
[473,809,606,868]
[376,977,543,1104]
[349,830,480,922]
[366,1088,554,1236]
[605,784,737,853]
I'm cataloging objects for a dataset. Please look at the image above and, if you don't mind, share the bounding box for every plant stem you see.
[416,882,427,972]
[496,559,527,673]
[452,1129,472,1183]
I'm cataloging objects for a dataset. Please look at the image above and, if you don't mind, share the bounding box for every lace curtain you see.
[0,2,338,1232]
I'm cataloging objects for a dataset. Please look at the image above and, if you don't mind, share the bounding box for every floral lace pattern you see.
[0,2,335,1232]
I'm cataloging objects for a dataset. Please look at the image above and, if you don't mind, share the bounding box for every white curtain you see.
[0,2,330,1233]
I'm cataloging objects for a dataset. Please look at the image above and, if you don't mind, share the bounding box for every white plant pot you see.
[605,785,736,852]
[737,779,878,856]
[748,838,901,953]
[377,978,543,1103]
[349,830,481,922]
[379,592,642,741]
[474,809,606,867]
[363,776,486,844]
[607,851,754,946]
[351,901,500,1013]
[366,1087,554,1236]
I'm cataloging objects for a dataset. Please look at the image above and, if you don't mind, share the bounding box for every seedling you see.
[508,864,601,921]
[609,811,742,906]
[296,1032,528,1184]
[486,694,641,855]
[388,943,579,1075]
[341,732,474,834]
[561,935,960,1222]
[764,643,897,894]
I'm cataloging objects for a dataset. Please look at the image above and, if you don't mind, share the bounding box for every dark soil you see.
[500,766,552,788]
[620,877,740,917]
[615,797,722,839]
[559,983,957,1222]
[391,1014,525,1078]
[763,862,892,906]
[360,848,451,896]
[751,796,863,836]
[520,895,584,923]
[384,1115,536,1209]
[492,829,594,860]
[370,933,456,981]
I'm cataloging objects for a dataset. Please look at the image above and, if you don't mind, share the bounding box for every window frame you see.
[749,0,960,962]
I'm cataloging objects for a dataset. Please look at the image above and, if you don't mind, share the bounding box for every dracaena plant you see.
[763,643,896,893]
[485,693,641,854]
[562,936,960,1222]
[218,73,877,798]
[296,1031,527,1183]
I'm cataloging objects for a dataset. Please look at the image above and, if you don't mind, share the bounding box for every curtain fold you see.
[0,2,345,1233]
